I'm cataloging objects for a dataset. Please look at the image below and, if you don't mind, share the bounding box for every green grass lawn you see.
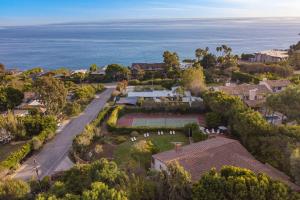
[113,133,189,170]
[0,142,26,162]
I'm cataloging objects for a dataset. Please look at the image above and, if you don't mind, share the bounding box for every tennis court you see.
[132,118,199,127]
[117,113,205,128]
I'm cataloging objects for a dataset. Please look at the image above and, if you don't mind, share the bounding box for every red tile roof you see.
[152,137,300,191]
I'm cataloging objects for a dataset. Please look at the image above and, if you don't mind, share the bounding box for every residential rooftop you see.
[152,137,300,191]
[256,50,289,59]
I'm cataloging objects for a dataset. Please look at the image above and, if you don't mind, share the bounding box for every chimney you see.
[249,89,257,101]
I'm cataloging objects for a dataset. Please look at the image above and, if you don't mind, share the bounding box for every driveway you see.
[13,88,114,180]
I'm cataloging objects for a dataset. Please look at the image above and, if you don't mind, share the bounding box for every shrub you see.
[0,179,30,200]
[94,144,104,154]
[73,106,111,155]
[231,71,260,84]
[64,102,82,117]
[114,136,127,144]
[184,123,207,142]
[0,143,32,170]
[130,131,139,137]
[32,136,43,150]
[107,106,124,131]
[205,112,222,128]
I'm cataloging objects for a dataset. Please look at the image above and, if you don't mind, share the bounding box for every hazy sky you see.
[1,0,300,25]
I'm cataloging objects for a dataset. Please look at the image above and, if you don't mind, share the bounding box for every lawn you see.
[0,141,26,162]
[113,133,189,171]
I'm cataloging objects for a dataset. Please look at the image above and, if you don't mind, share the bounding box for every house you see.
[260,79,291,93]
[251,50,289,63]
[152,137,300,191]
[214,83,270,108]
[71,69,88,75]
[89,67,106,81]
[131,63,166,72]
[131,63,166,78]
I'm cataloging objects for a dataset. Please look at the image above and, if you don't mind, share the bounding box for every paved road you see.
[14,88,114,180]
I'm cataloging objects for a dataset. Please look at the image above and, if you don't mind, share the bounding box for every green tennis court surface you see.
[132,118,199,127]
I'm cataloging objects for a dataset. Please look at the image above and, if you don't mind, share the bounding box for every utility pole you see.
[33,159,42,189]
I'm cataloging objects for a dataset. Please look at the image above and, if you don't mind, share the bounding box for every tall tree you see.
[0,87,24,111]
[153,162,192,200]
[90,64,98,72]
[200,53,217,69]
[266,85,300,122]
[195,47,209,62]
[105,64,130,81]
[181,65,206,96]
[163,51,180,69]
[35,76,67,115]
[0,63,5,73]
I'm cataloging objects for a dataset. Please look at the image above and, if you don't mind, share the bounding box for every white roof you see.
[256,50,288,58]
[71,69,88,74]
[28,100,43,106]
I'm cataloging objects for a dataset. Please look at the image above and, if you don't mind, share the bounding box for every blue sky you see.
[1,0,300,25]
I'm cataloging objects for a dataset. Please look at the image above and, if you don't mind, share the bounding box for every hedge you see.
[73,106,111,154]
[231,71,260,84]
[0,126,57,173]
[0,143,32,170]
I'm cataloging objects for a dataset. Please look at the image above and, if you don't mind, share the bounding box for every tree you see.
[205,112,222,128]
[200,53,217,69]
[290,147,300,185]
[195,47,209,62]
[266,85,300,122]
[153,162,192,200]
[0,87,24,111]
[181,66,206,96]
[163,51,180,69]
[163,51,180,78]
[105,64,130,81]
[0,63,5,73]
[90,64,98,72]
[193,166,297,200]
[82,182,127,200]
[0,179,30,200]
[34,76,67,115]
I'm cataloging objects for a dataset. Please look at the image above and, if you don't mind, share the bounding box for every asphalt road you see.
[14,88,114,180]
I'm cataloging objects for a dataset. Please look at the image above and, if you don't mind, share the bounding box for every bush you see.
[32,136,43,150]
[130,131,139,137]
[231,71,260,84]
[0,143,32,170]
[239,63,293,78]
[184,123,207,142]
[0,179,30,200]
[114,136,127,144]
[205,112,222,128]
[73,106,111,155]
[107,106,124,131]
[64,102,82,117]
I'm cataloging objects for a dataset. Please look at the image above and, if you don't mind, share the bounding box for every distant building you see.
[152,137,300,191]
[259,79,291,93]
[71,69,88,75]
[251,50,289,63]
[131,63,166,78]
[214,83,270,108]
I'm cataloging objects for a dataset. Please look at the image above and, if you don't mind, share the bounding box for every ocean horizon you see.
[0,17,300,70]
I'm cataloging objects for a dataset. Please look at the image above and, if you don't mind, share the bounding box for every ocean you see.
[0,18,300,70]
